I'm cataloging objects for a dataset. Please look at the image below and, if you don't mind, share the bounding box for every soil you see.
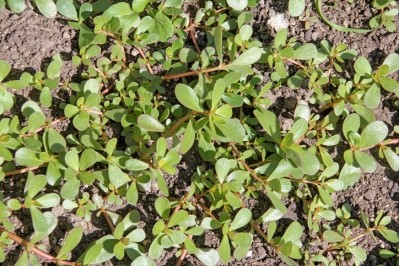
[0,0,399,265]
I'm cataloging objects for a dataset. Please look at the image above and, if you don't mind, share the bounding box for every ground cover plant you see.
[0,0,399,265]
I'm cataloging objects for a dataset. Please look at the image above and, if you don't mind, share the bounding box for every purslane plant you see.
[0,1,399,265]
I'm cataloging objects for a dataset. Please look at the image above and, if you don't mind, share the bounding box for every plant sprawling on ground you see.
[0,0,399,265]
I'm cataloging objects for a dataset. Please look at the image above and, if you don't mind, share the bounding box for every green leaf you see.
[292,44,317,60]
[317,186,333,206]
[348,246,367,262]
[81,243,102,264]
[343,113,360,140]
[379,227,399,243]
[379,249,396,259]
[47,54,62,79]
[322,230,344,242]
[84,79,100,94]
[35,0,57,18]
[383,147,399,171]
[215,158,229,183]
[57,227,84,259]
[194,248,219,266]
[0,60,11,82]
[289,0,305,17]
[214,26,223,64]
[131,256,156,266]
[379,76,398,92]
[7,0,26,13]
[137,114,165,132]
[354,56,372,76]
[109,163,129,188]
[27,174,47,198]
[15,147,43,167]
[226,0,247,11]
[281,221,303,243]
[46,128,66,153]
[56,0,78,20]
[212,79,226,110]
[113,241,125,260]
[168,210,188,227]
[155,197,170,219]
[286,144,320,175]
[254,109,281,143]
[339,163,361,188]
[179,119,195,154]
[40,87,52,107]
[266,187,287,213]
[230,208,252,231]
[149,11,174,42]
[373,0,394,9]
[79,149,97,171]
[175,84,203,112]
[79,2,93,21]
[231,47,262,66]
[214,117,246,142]
[382,53,399,74]
[360,121,388,148]
[149,235,163,259]
[179,48,197,63]
[274,29,288,48]
[125,158,148,171]
[132,0,149,13]
[218,235,231,264]
[65,150,79,172]
[35,193,60,208]
[364,83,380,109]
[354,150,377,173]
[31,207,50,234]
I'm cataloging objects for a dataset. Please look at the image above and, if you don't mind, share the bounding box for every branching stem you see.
[162,65,225,80]
[0,227,79,266]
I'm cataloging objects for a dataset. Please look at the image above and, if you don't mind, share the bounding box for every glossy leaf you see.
[56,0,79,20]
[231,47,262,66]
[175,84,203,112]
[35,0,58,18]
[230,208,252,231]
[289,0,305,17]
[57,227,84,259]
[137,114,165,132]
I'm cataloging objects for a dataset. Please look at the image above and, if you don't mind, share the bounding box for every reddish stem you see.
[162,66,225,80]
[164,111,197,137]
[20,116,68,138]
[4,163,48,177]
[229,143,267,185]
[100,208,115,233]
[0,227,79,266]
[136,47,154,75]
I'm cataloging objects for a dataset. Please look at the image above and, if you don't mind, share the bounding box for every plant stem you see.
[175,235,192,266]
[20,116,68,138]
[162,65,225,80]
[229,143,267,185]
[136,47,154,75]
[4,163,48,177]
[100,208,115,233]
[164,111,197,137]
[0,227,79,266]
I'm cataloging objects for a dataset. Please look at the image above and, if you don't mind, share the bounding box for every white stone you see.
[267,13,289,32]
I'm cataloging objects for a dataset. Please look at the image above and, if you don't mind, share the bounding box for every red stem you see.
[0,227,79,266]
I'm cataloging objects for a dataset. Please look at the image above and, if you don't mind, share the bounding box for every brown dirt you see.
[0,0,399,265]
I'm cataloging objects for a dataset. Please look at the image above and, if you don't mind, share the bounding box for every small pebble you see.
[63,32,70,39]
[267,13,289,32]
